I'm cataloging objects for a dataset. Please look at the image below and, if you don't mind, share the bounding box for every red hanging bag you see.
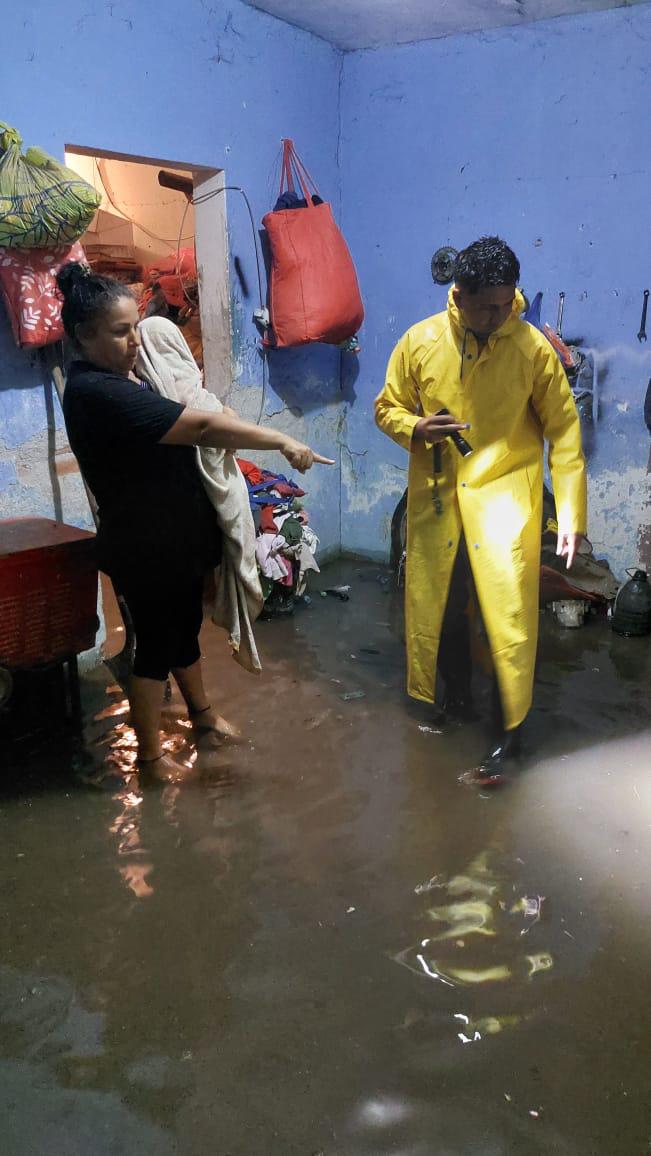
[262,140,364,348]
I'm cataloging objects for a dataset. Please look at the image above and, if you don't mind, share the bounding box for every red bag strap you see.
[280,140,295,194]
[278,139,320,207]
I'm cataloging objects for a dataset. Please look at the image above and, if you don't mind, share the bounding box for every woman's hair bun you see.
[56,261,92,298]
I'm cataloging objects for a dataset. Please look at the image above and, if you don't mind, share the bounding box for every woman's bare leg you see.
[171,659,210,714]
[172,659,241,740]
[129,675,166,761]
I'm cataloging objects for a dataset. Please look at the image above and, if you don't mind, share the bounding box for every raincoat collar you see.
[447,285,526,344]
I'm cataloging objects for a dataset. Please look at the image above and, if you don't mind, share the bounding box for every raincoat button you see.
[461,482,467,487]
[448,540,453,547]
[474,543,480,550]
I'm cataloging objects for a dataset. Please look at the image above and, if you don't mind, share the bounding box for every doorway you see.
[64,146,231,397]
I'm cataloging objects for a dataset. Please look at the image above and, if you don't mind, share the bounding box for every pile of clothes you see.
[237,458,320,615]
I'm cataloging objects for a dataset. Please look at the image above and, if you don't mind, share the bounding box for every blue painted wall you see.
[1,0,345,554]
[339,4,651,576]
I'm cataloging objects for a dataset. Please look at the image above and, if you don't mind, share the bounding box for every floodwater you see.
[1,561,651,1156]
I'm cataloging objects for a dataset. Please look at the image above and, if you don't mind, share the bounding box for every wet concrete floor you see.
[2,560,651,1155]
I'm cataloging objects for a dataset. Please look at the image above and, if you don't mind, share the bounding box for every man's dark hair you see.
[56,261,133,338]
[454,236,520,294]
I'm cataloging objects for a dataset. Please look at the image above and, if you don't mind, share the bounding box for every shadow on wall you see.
[1,333,46,393]
[579,408,597,461]
[0,321,59,499]
[638,445,651,573]
[0,318,82,525]
[42,366,63,521]
[266,344,360,415]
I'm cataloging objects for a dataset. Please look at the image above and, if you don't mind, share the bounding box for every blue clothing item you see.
[523,291,543,330]
[242,469,305,508]
[273,191,324,212]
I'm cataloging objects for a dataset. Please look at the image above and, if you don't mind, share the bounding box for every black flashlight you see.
[436,408,473,457]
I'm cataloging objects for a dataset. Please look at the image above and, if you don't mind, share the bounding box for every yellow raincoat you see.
[375,289,587,730]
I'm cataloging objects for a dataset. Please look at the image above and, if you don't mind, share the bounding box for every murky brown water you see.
[2,562,651,1155]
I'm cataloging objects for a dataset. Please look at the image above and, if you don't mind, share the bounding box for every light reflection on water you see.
[393,847,554,1047]
[118,862,154,899]
[87,685,214,796]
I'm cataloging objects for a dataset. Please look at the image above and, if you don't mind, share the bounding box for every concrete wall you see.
[339,3,651,577]
[1,0,345,556]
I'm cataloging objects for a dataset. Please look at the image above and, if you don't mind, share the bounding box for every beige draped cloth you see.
[136,317,263,673]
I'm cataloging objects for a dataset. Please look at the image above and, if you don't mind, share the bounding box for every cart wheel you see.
[0,666,13,708]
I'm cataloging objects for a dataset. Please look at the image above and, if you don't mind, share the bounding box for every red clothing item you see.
[274,481,306,499]
[236,458,306,498]
[237,458,266,486]
[144,247,196,284]
[260,507,278,534]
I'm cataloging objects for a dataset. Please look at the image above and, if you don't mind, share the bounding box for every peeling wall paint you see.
[588,466,649,578]
[0,320,92,526]
[339,3,651,577]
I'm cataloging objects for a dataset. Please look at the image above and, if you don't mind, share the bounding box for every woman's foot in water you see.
[137,749,198,786]
[189,705,242,743]
[136,752,197,784]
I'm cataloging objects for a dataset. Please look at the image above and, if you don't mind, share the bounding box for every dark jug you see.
[611,569,651,637]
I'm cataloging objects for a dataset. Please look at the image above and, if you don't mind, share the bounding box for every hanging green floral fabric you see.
[0,122,101,249]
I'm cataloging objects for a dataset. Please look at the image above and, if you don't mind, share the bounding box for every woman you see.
[59,262,333,780]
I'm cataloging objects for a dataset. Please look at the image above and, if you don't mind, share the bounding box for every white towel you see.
[136,316,263,673]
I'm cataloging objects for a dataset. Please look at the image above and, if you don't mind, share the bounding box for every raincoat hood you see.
[447,285,526,343]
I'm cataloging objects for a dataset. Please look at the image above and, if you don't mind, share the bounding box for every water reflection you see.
[106,786,151,897]
[0,744,259,1141]
[393,846,554,1045]
[119,863,154,899]
[355,1094,413,1128]
[0,967,178,1155]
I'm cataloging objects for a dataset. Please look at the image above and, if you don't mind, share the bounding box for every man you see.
[375,236,587,782]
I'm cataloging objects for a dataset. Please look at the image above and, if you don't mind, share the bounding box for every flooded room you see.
[1,1,651,1152]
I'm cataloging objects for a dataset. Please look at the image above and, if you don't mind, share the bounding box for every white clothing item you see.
[301,525,319,555]
[255,533,292,583]
[138,314,203,395]
[296,541,320,596]
[136,317,263,673]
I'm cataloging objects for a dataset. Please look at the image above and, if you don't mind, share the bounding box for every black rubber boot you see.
[471,726,522,787]
[471,682,524,786]
[484,725,522,763]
